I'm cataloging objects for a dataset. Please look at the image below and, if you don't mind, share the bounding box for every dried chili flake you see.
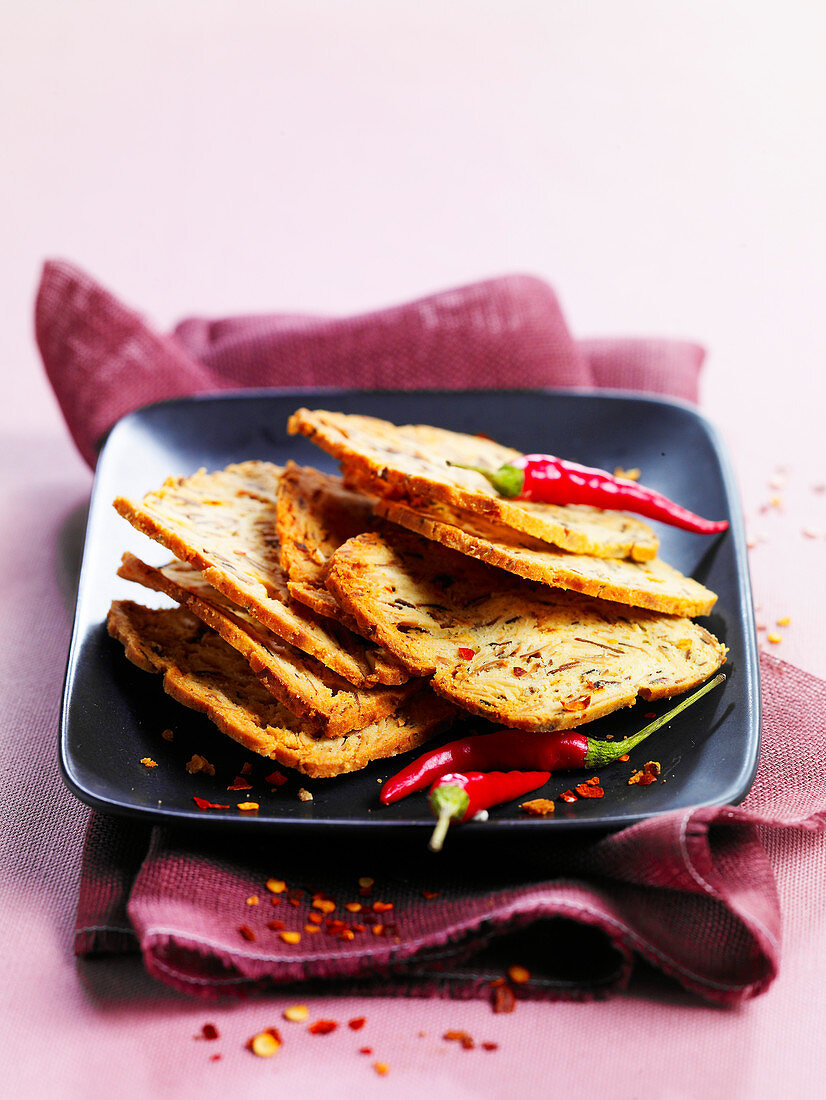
[264,769,288,787]
[240,762,252,776]
[237,801,259,813]
[618,753,630,762]
[520,798,555,816]
[247,1028,282,1057]
[297,788,313,802]
[777,616,791,626]
[140,757,158,768]
[266,919,285,931]
[458,648,475,661]
[161,728,174,741]
[628,761,661,786]
[348,1017,366,1031]
[371,925,384,936]
[345,901,362,913]
[288,897,301,908]
[353,922,367,933]
[371,901,394,913]
[307,912,323,925]
[507,965,530,984]
[304,924,320,934]
[561,695,591,712]
[227,777,253,791]
[312,898,336,914]
[266,878,287,894]
[512,667,527,677]
[279,930,301,945]
[422,890,440,900]
[491,983,516,1014]
[644,712,656,719]
[246,895,259,906]
[283,1004,308,1022]
[194,1023,219,1041]
[558,790,578,803]
[575,779,604,799]
[373,1062,389,1076]
[359,1047,373,1056]
[308,1019,338,1035]
[192,797,230,810]
[358,876,374,896]
[186,754,215,776]
[238,924,257,942]
[444,1030,474,1050]
[340,928,355,942]
[481,1041,499,1052]
[209,1054,221,1062]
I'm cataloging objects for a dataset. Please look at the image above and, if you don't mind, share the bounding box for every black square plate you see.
[60,390,760,835]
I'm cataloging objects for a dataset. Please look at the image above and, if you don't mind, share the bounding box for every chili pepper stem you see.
[446,461,524,498]
[428,785,470,852]
[585,673,726,768]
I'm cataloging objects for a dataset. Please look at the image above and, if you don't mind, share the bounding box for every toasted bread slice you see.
[325,530,727,732]
[375,497,717,617]
[288,409,658,561]
[113,461,407,687]
[107,601,455,778]
[118,553,422,738]
[276,462,376,619]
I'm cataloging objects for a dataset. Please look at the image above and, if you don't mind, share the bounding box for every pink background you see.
[2,2,825,1096]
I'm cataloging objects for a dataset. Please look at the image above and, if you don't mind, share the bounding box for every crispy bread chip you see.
[113,461,407,687]
[325,530,727,731]
[118,553,422,738]
[288,409,658,561]
[375,497,717,617]
[276,462,376,619]
[107,601,455,778]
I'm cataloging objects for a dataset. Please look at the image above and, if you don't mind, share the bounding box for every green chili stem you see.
[585,673,726,768]
[446,461,524,498]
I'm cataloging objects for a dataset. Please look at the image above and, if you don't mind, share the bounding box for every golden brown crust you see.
[118,553,422,738]
[288,409,658,561]
[375,498,717,617]
[325,529,727,732]
[107,601,455,778]
[112,461,408,687]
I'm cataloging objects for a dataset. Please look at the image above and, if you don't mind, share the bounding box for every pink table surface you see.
[3,3,826,1097]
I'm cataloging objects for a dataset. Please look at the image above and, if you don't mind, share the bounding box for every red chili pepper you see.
[450,454,728,534]
[383,673,725,805]
[428,770,550,851]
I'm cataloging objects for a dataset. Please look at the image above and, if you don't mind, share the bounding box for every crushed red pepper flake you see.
[444,1030,475,1050]
[422,890,440,899]
[161,728,174,741]
[348,1017,366,1030]
[558,790,578,803]
[575,783,604,798]
[265,769,288,787]
[266,919,286,931]
[140,757,158,768]
[209,1054,221,1062]
[307,912,323,925]
[308,1019,338,1035]
[371,901,393,912]
[521,798,555,816]
[266,878,287,894]
[246,895,259,906]
[491,983,516,1013]
[279,930,301,944]
[482,1041,499,1051]
[195,1023,219,1041]
[458,648,475,660]
[618,753,630,762]
[237,801,259,813]
[507,965,531,984]
[192,797,230,810]
[345,901,363,913]
[628,761,661,786]
[238,924,257,942]
[297,788,313,802]
[240,762,252,776]
[359,1047,373,1055]
[512,667,527,677]
[644,712,656,719]
[227,777,253,791]
[373,1062,389,1076]
[247,1028,282,1057]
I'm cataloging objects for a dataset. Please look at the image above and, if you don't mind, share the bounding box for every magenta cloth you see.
[74,654,825,1006]
[34,260,705,469]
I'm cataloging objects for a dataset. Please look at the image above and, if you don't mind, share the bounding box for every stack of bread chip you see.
[108,409,727,779]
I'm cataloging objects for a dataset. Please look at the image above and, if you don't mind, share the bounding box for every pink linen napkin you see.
[39,260,787,1006]
[34,260,705,468]
[74,654,826,1006]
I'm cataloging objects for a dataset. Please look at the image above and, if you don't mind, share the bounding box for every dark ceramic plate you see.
[59,390,760,835]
